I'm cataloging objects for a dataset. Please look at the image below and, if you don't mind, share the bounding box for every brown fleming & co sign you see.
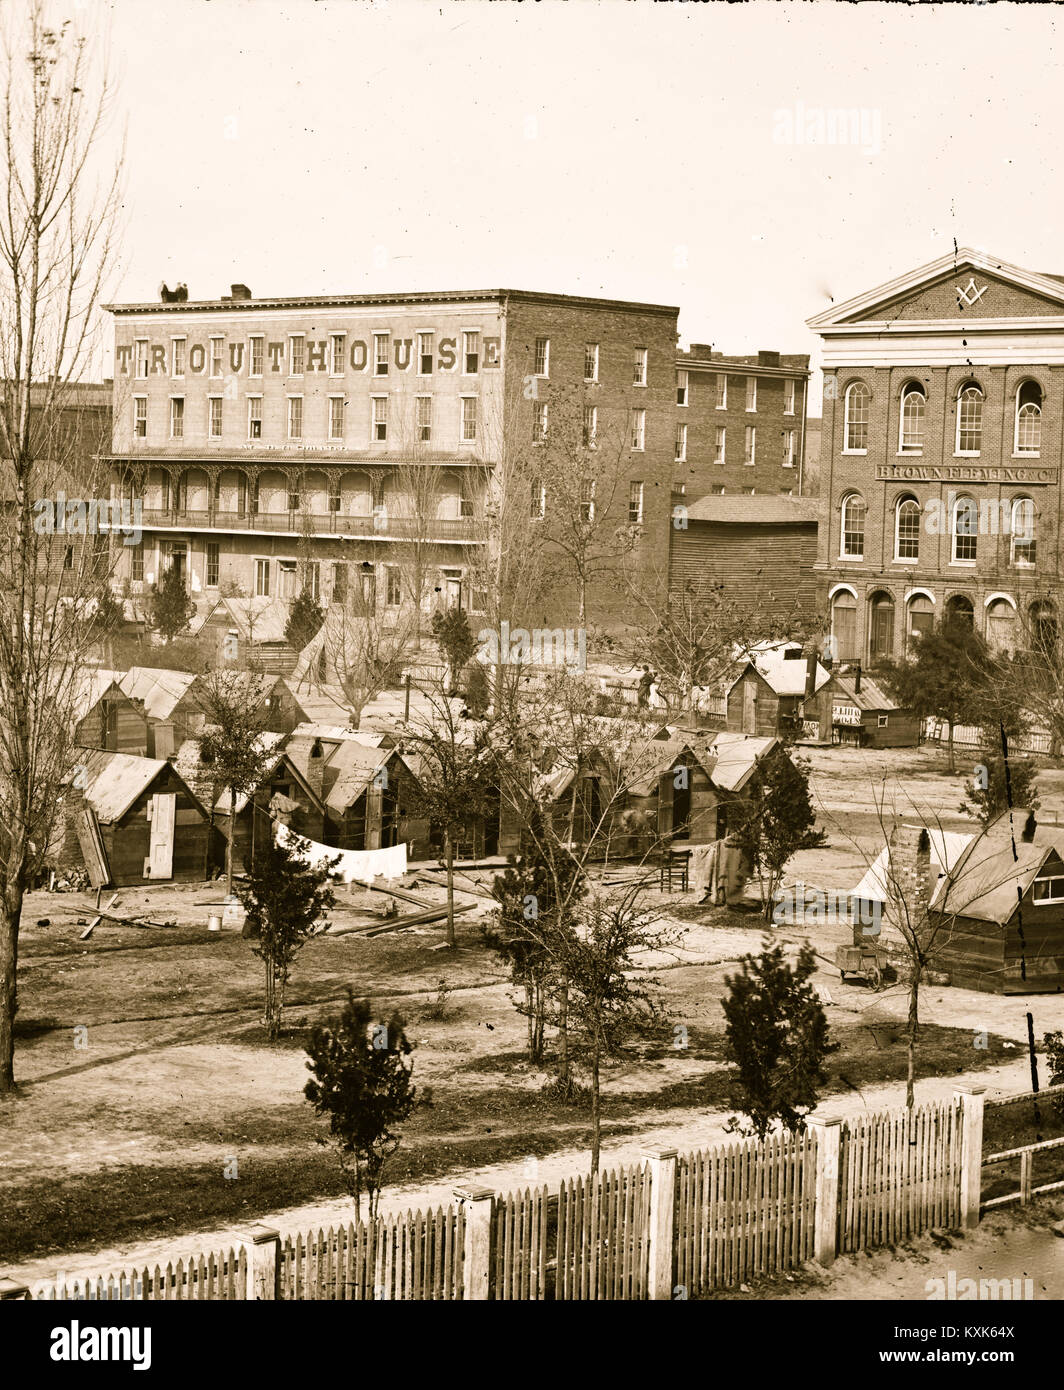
[875,463,1056,484]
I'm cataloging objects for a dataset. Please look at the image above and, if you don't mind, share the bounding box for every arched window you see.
[956,383,984,455]
[986,597,1017,654]
[830,590,858,662]
[951,494,978,563]
[840,492,866,559]
[1011,496,1036,567]
[1015,381,1043,455]
[868,592,895,663]
[895,496,920,562]
[844,382,870,452]
[899,384,926,454]
[946,594,975,628]
[907,594,934,644]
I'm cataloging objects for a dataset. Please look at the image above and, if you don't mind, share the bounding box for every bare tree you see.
[0,3,122,1093]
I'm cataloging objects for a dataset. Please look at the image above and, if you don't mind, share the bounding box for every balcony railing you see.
[137,508,482,542]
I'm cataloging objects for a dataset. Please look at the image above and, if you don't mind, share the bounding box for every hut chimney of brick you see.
[888,824,934,917]
[1022,810,1037,842]
[304,738,326,804]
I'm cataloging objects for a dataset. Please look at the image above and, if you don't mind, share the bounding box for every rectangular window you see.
[677,370,689,407]
[208,396,222,438]
[171,337,186,377]
[745,426,756,464]
[206,541,220,588]
[532,402,548,443]
[328,395,345,441]
[1033,875,1064,904]
[278,559,298,600]
[386,567,402,607]
[534,336,550,376]
[135,339,149,378]
[130,543,144,582]
[372,395,388,442]
[463,331,480,374]
[288,396,303,440]
[714,426,726,464]
[633,347,647,386]
[247,396,262,440]
[170,397,184,439]
[584,343,599,382]
[716,374,727,409]
[251,477,260,514]
[330,333,346,376]
[416,395,432,442]
[415,331,433,375]
[133,396,147,437]
[254,558,270,598]
[746,377,757,411]
[289,335,305,376]
[583,405,597,448]
[373,332,389,376]
[249,335,264,377]
[783,429,796,467]
[530,479,545,521]
[328,477,341,514]
[461,396,478,443]
[580,480,596,523]
[457,478,474,519]
[210,337,224,378]
[631,407,646,451]
[288,481,301,511]
[629,480,644,524]
[784,378,795,415]
[675,422,687,462]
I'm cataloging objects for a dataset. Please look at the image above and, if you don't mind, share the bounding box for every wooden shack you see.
[75,678,149,755]
[117,666,199,755]
[815,669,919,748]
[723,642,831,738]
[319,740,431,856]
[214,744,329,873]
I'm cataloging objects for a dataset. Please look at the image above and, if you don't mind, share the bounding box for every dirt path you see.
[5,1054,1043,1293]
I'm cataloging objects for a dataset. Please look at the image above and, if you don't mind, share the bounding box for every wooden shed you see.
[117,666,199,756]
[75,677,149,755]
[816,670,920,749]
[723,643,831,739]
[214,742,329,873]
[319,740,431,857]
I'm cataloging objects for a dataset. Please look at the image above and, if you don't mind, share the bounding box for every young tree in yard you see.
[0,4,123,1094]
[431,605,476,695]
[197,671,282,900]
[240,832,336,1041]
[150,564,194,644]
[284,588,324,655]
[304,991,416,1222]
[731,747,826,919]
[959,744,1040,827]
[880,617,993,772]
[722,942,838,1140]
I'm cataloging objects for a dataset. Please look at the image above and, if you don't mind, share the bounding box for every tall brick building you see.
[808,248,1064,665]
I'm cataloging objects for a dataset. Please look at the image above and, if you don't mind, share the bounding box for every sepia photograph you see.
[0,0,1060,1366]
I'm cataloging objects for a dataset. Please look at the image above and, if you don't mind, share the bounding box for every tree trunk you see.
[590,1035,601,1172]
[0,888,25,1094]
[444,834,456,948]
[906,969,920,1110]
[226,786,236,900]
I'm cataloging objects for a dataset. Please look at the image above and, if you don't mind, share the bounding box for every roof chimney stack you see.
[230,283,252,301]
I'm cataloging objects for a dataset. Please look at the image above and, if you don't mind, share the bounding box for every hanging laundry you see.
[276,823,407,884]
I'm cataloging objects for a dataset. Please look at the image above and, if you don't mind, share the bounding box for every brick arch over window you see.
[955,381,984,455]
[899,381,927,455]
[844,381,870,452]
[1015,380,1043,456]
[894,494,921,562]
[840,491,866,559]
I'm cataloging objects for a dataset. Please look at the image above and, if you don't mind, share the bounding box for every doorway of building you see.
[868,592,895,664]
[166,541,187,588]
[672,764,692,840]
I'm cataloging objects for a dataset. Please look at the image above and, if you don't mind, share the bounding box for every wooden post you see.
[642,1148,678,1300]
[954,1085,986,1228]
[244,1224,280,1300]
[454,1185,495,1300]
[807,1115,843,1266]
[0,1277,30,1300]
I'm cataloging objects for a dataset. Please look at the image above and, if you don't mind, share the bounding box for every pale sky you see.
[84,0,1064,411]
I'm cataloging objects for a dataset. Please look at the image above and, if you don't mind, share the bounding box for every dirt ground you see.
[4,742,1064,1288]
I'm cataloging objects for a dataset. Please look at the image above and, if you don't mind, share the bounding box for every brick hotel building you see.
[809,248,1064,666]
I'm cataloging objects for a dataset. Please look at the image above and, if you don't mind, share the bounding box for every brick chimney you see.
[888,824,934,918]
[758,349,781,367]
[304,737,326,805]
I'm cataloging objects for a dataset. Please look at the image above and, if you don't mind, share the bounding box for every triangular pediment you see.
[808,249,1064,330]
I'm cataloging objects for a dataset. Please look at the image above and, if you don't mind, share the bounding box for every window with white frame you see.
[330,333,346,376]
[631,407,646,451]
[328,395,345,440]
[386,566,402,607]
[580,479,596,523]
[676,423,687,462]
[677,370,689,407]
[1015,381,1043,455]
[457,476,474,519]
[532,401,548,443]
[584,343,599,382]
[1011,496,1037,566]
[895,496,920,561]
[530,478,545,521]
[461,396,478,442]
[288,335,305,376]
[416,395,432,442]
[956,383,984,454]
[170,397,184,440]
[135,339,149,378]
[783,429,796,467]
[844,381,870,451]
[327,476,341,514]
[208,396,222,438]
[744,426,756,464]
[254,558,270,597]
[133,396,147,437]
[278,559,298,600]
[210,337,224,378]
[463,331,480,374]
[1033,873,1064,904]
[171,337,186,378]
[716,374,727,409]
[633,347,647,386]
[534,336,549,376]
[900,384,926,453]
[583,405,597,448]
[952,494,978,562]
[249,335,263,377]
[418,332,434,375]
[629,480,644,524]
[372,395,388,441]
[287,478,301,510]
[714,426,726,463]
[247,396,262,440]
[784,378,795,415]
[840,493,866,558]
[130,543,144,583]
[287,396,303,440]
[745,376,757,412]
[373,332,389,376]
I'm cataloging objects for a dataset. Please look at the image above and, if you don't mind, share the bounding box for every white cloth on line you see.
[276,822,407,884]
